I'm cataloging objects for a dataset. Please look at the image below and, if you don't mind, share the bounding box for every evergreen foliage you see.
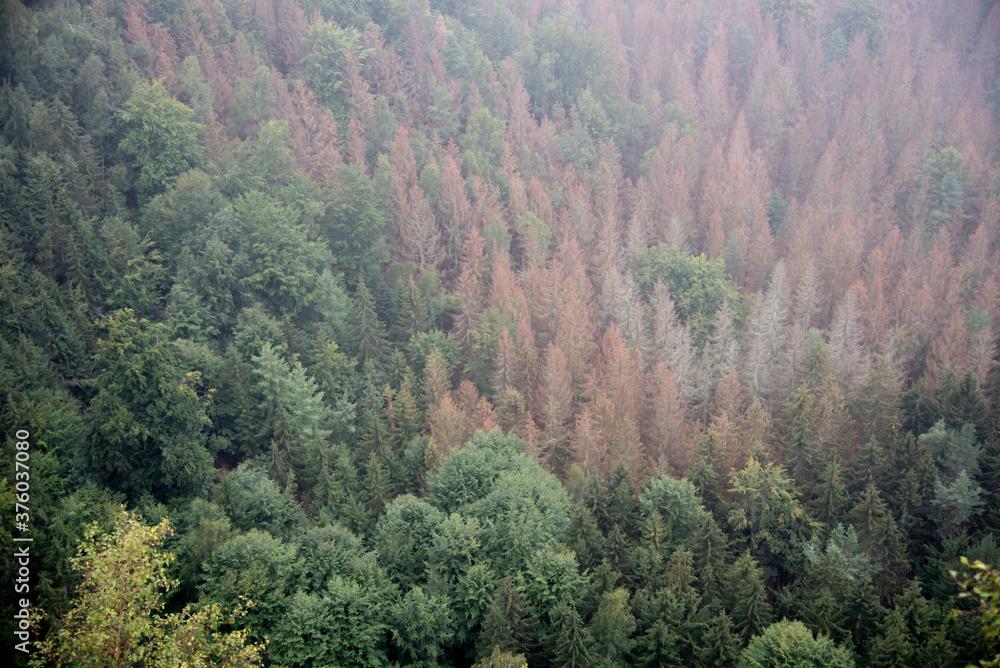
[3,0,998,665]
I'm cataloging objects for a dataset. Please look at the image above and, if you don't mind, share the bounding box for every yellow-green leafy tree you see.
[117,80,204,205]
[32,508,263,667]
[952,557,1000,667]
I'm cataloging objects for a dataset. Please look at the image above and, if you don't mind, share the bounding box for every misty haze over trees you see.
[2,0,1000,665]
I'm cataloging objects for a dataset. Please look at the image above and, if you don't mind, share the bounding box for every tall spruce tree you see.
[478,576,538,659]
[697,610,741,668]
[550,605,594,668]
[348,277,389,372]
[728,551,772,645]
[606,461,639,537]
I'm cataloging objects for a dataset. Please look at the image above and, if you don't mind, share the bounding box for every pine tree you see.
[688,429,728,520]
[265,405,299,496]
[337,451,370,530]
[363,450,392,518]
[901,378,942,437]
[632,592,684,667]
[690,514,728,604]
[781,383,816,486]
[702,301,741,404]
[497,387,529,436]
[566,503,606,571]
[795,329,833,391]
[740,399,774,466]
[253,342,335,477]
[429,392,465,456]
[399,278,428,342]
[699,31,734,139]
[550,606,594,668]
[593,325,643,428]
[492,328,517,398]
[741,260,791,404]
[588,588,637,666]
[571,406,605,481]
[937,370,987,433]
[390,376,423,446]
[212,346,259,456]
[438,152,472,267]
[848,483,902,578]
[850,437,886,495]
[605,526,636,584]
[285,80,342,183]
[348,278,388,372]
[727,551,772,645]
[851,358,902,445]
[421,346,452,412]
[606,462,639,538]
[696,610,740,668]
[389,126,417,228]
[554,287,598,393]
[866,607,916,668]
[728,456,808,570]
[473,646,528,668]
[400,185,444,271]
[478,577,538,659]
[811,373,852,464]
[811,453,849,529]
[666,549,698,594]
[930,470,984,537]
[710,368,748,471]
[828,285,867,394]
[645,362,689,472]
[641,510,668,556]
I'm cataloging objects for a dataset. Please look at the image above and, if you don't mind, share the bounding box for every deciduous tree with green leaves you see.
[118,80,204,205]
[83,310,213,500]
[632,244,740,344]
[951,557,1000,667]
[739,619,854,668]
[32,508,263,668]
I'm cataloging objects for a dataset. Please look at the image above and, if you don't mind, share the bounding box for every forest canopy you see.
[2,0,1000,666]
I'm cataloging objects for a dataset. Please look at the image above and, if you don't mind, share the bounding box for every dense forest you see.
[2,0,1000,665]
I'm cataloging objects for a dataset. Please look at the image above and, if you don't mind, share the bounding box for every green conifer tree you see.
[606,462,639,537]
[811,453,849,529]
[551,606,594,668]
[781,384,816,486]
[363,449,393,518]
[588,588,637,667]
[688,430,728,519]
[728,552,772,645]
[690,513,728,603]
[850,437,886,495]
[566,503,606,571]
[866,608,915,668]
[359,376,392,461]
[697,610,741,667]
[348,277,389,372]
[478,576,538,659]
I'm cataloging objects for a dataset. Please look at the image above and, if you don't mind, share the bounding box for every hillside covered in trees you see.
[3,0,1000,665]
